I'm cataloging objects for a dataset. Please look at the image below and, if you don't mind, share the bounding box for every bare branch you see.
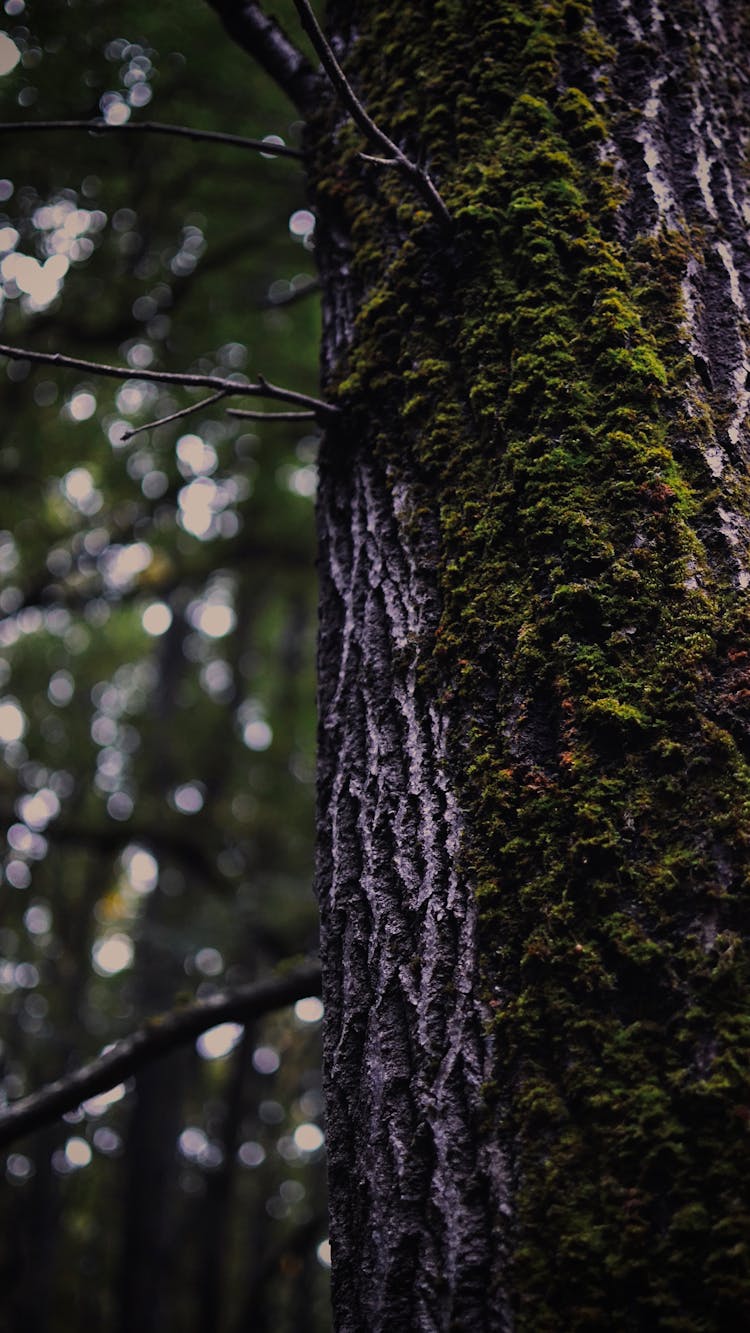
[0,118,303,159]
[0,343,339,422]
[121,391,229,441]
[0,962,322,1150]
[292,0,397,159]
[226,407,316,421]
[291,0,451,231]
[207,1,320,113]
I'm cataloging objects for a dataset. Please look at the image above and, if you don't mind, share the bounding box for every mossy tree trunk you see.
[311,1,750,1327]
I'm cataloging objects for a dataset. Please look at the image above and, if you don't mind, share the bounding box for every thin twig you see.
[0,962,322,1150]
[226,407,316,421]
[0,119,303,160]
[121,390,229,441]
[290,0,451,230]
[359,153,400,167]
[0,343,339,421]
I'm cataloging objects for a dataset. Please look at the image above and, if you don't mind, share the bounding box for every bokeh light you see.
[251,1045,280,1075]
[6,1153,33,1183]
[124,846,158,894]
[191,603,235,639]
[92,933,134,976]
[0,699,25,742]
[294,1122,324,1154]
[0,32,20,75]
[24,903,51,935]
[172,782,204,814]
[237,1141,265,1168]
[242,718,272,751]
[48,670,74,705]
[295,996,324,1024]
[196,1022,243,1061]
[64,1137,93,1169]
[82,1084,125,1116]
[17,787,60,830]
[289,209,315,239]
[66,391,97,421]
[1,251,69,308]
[176,433,217,477]
[141,601,173,636]
[194,946,222,976]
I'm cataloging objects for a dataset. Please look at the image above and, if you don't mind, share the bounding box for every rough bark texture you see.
[312,1,750,1328]
[317,453,510,1330]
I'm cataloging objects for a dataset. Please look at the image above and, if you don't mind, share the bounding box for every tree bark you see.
[312,1,750,1328]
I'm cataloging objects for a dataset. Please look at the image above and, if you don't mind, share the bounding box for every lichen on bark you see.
[313,1,750,1327]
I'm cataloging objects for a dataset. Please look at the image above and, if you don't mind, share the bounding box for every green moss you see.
[310,0,750,1325]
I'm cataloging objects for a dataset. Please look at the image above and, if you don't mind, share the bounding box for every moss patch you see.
[313,1,750,1325]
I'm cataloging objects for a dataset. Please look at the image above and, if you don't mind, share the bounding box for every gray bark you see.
[597,0,750,472]
[317,451,511,1329]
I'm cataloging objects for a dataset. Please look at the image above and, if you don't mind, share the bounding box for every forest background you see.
[0,2,331,1330]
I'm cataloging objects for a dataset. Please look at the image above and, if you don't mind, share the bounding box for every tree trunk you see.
[312,1,750,1327]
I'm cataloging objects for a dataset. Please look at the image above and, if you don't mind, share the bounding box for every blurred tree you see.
[4,2,750,1332]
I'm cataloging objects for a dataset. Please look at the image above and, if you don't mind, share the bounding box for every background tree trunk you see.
[313,1,750,1327]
